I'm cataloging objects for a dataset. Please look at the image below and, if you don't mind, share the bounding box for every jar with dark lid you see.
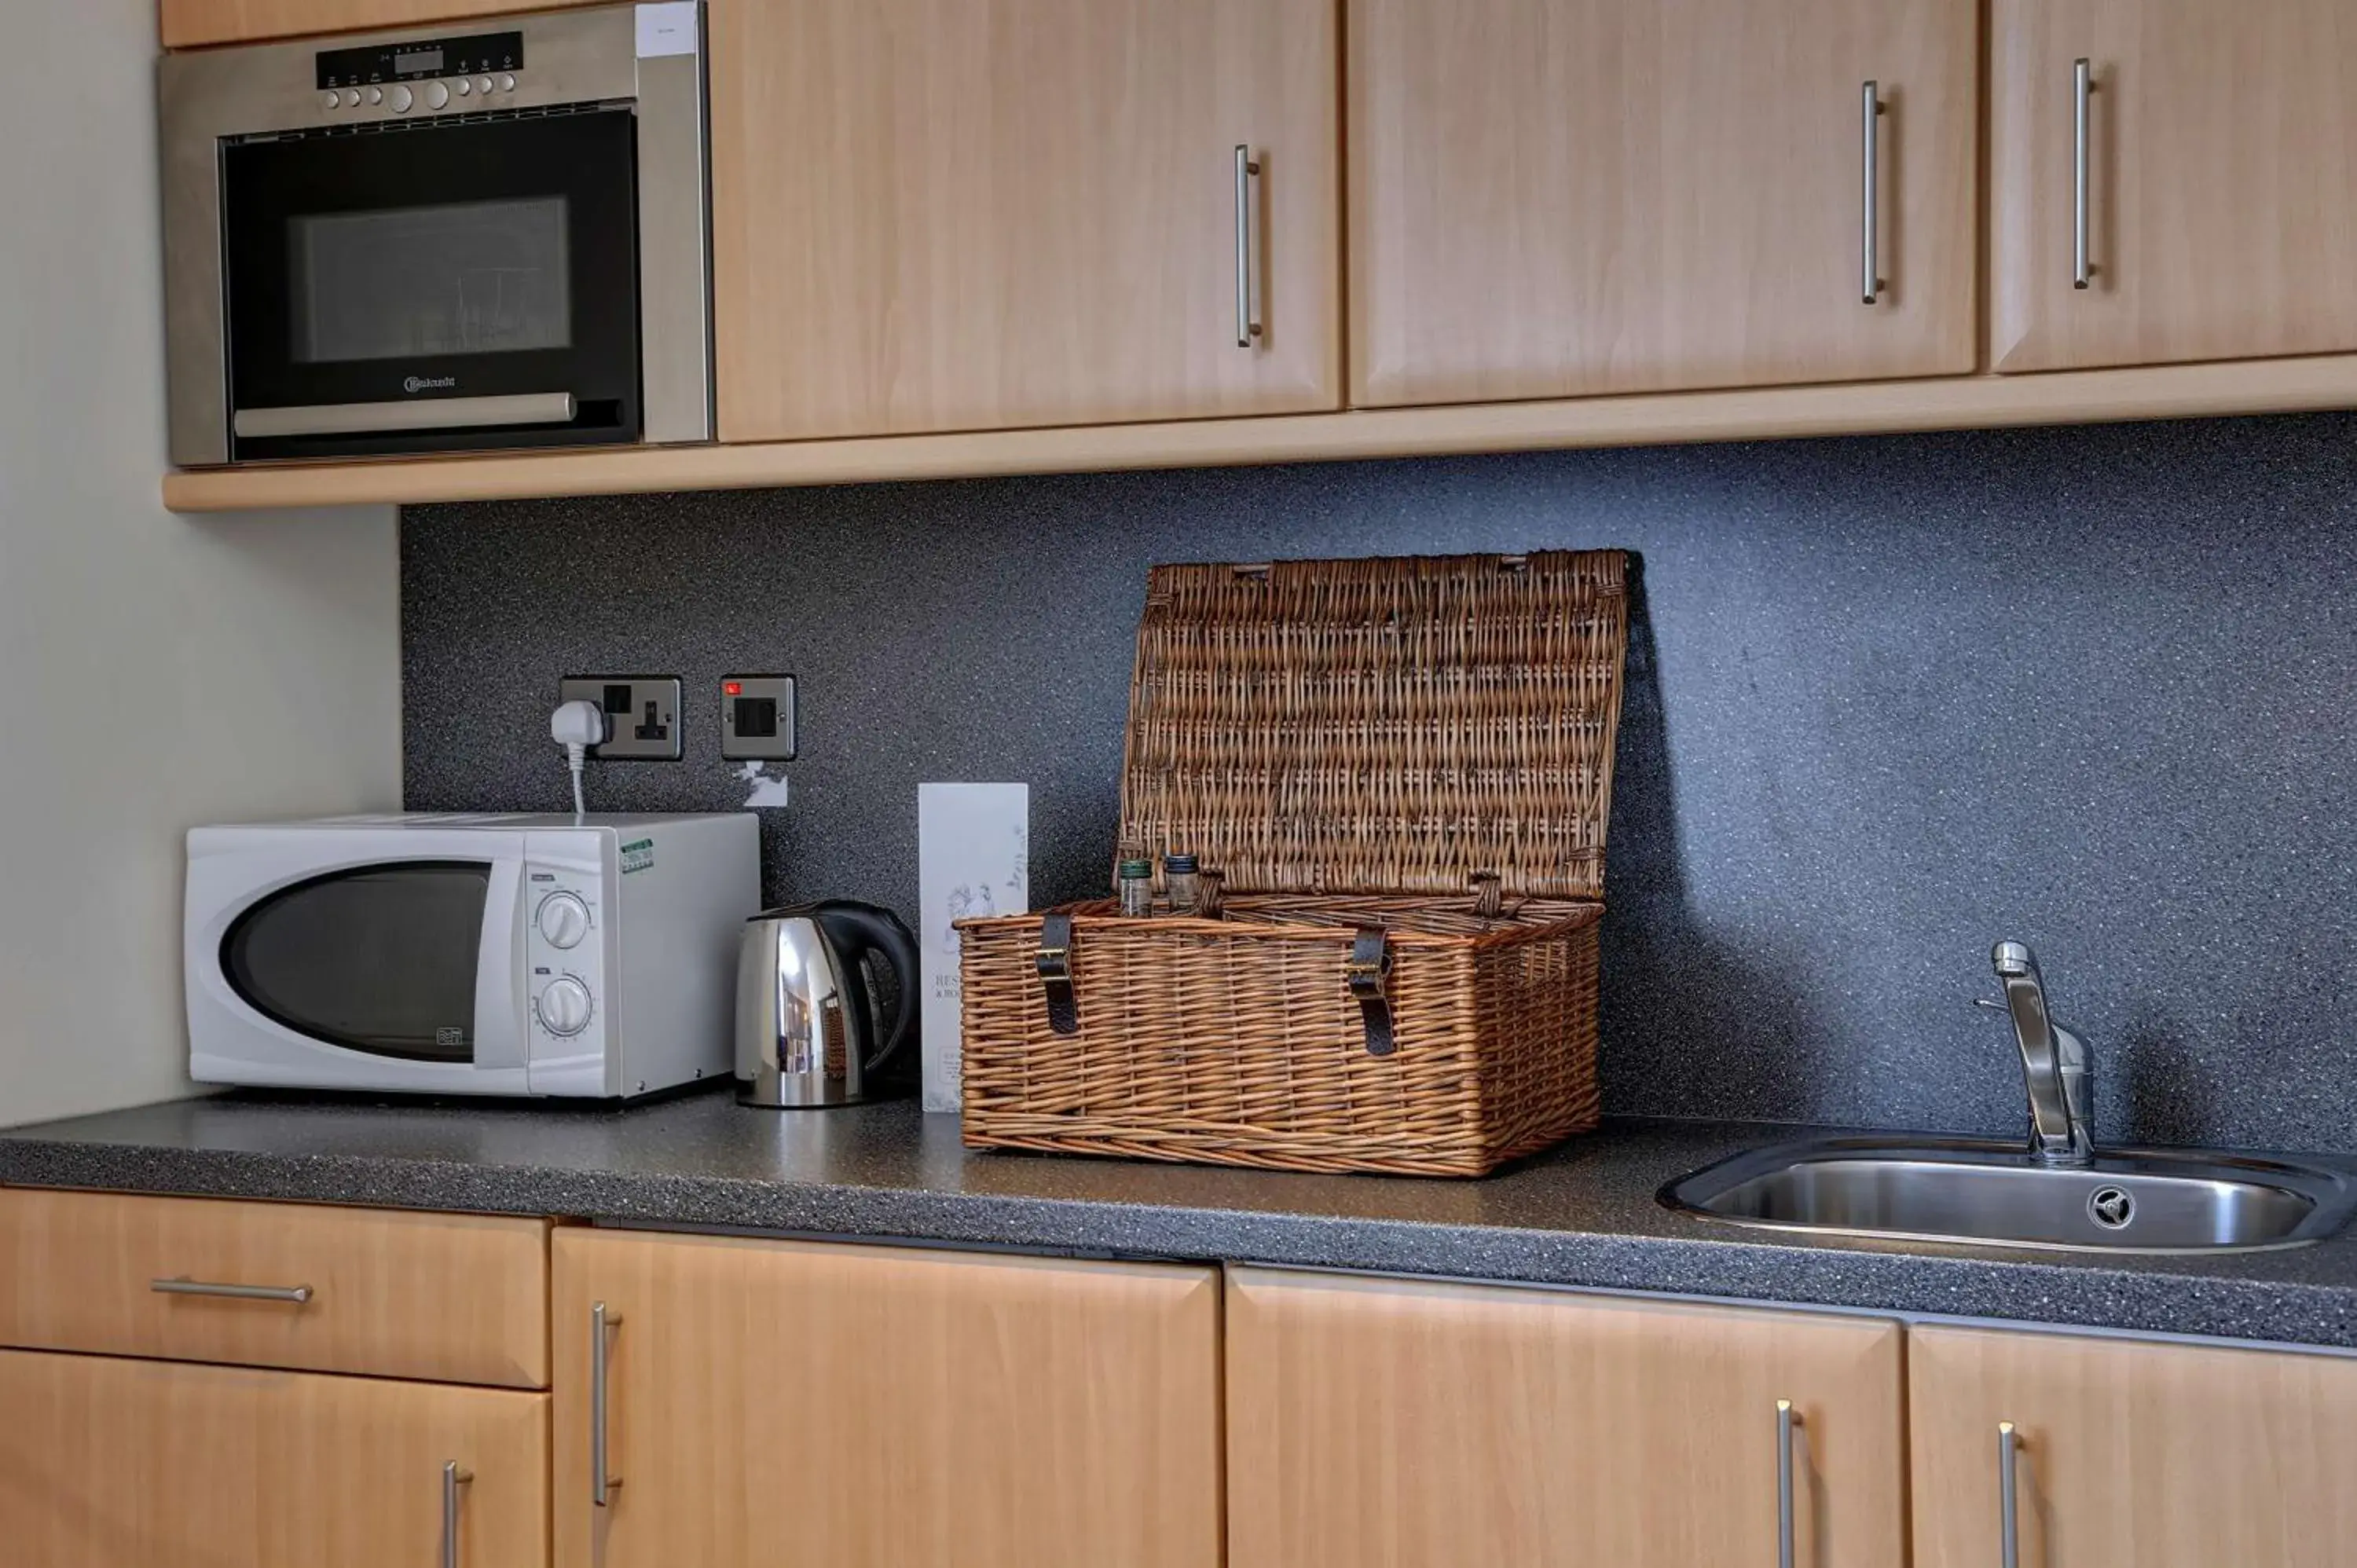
[1164,853,1200,916]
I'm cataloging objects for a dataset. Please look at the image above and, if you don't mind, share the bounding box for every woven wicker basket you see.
[957,549,1630,1177]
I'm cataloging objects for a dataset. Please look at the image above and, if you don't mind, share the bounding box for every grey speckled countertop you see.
[4,1089,2355,1350]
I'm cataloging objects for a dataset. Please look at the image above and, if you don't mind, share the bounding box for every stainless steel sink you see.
[1661,1137,2357,1255]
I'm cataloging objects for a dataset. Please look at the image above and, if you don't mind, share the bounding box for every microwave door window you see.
[291,196,574,364]
[222,862,493,1062]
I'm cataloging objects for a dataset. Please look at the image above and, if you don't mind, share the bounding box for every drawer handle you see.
[1775,1399,1801,1568]
[151,1277,313,1304]
[592,1301,622,1507]
[442,1461,474,1568]
[1999,1421,2023,1568]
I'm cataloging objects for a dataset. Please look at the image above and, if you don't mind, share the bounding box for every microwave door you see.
[471,854,529,1074]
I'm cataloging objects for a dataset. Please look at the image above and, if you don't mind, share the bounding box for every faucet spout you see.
[1991,940,2094,1166]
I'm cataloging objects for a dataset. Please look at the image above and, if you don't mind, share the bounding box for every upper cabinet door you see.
[161,0,603,49]
[552,1229,1222,1568]
[1992,0,2357,372]
[1347,0,1979,409]
[1227,1269,1908,1568]
[709,0,1342,443]
[1911,1324,2357,1568]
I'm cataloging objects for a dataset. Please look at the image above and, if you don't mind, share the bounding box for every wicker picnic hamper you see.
[957,549,1630,1177]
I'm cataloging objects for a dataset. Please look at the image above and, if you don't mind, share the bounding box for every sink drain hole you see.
[2088,1186,2136,1229]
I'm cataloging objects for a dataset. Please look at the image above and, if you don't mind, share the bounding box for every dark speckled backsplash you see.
[403,413,2357,1152]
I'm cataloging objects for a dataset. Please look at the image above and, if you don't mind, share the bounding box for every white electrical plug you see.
[551,699,609,820]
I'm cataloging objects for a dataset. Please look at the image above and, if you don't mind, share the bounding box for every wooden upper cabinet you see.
[1911,1324,2357,1568]
[708,0,1342,443]
[161,0,603,49]
[1991,0,2357,372]
[1227,1269,1908,1568]
[552,1229,1222,1568]
[0,1348,548,1568]
[1347,0,1980,408]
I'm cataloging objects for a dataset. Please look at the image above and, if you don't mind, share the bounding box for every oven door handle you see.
[233,392,577,440]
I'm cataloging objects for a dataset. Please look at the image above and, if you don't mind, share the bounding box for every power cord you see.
[550,699,610,821]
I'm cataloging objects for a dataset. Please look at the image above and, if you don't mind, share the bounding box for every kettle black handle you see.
[812,902,921,1075]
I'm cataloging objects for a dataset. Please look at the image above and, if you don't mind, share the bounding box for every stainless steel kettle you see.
[735,901,920,1108]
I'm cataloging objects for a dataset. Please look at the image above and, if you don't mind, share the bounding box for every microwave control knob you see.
[537,892,592,949]
[321,91,341,111]
[455,76,471,97]
[389,83,413,112]
[497,72,516,92]
[424,79,451,110]
[537,976,593,1037]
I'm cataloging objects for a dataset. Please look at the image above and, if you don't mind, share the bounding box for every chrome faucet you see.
[1985,940,2095,1166]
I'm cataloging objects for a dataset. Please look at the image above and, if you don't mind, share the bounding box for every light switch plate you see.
[720,675,797,760]
[559,675,682,760]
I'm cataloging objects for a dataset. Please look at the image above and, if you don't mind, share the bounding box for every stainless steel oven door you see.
[159,3,712,467]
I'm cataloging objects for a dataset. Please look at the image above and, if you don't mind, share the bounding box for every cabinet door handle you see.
[441,1461,473,1568]
[592,1302,622,1507]
[1860,81,1884,304]
[1233,145,1263,348]
[2073,58,2095,288]
[1776,1399,1801,1568]
[150,1276,313,1304]
[1998,1421,2022,1568]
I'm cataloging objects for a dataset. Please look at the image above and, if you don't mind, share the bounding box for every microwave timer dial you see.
[536,975,593,1038]
[536,891,592,948]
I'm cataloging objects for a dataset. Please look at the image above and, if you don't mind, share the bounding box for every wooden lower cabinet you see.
[551,1228,1222,1568]
[1226,1267,1908,1568]
[0,1347,548,1568]
[1911,1324,2357,1568]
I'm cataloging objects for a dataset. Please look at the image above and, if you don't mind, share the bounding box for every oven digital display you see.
[317,30,522,89]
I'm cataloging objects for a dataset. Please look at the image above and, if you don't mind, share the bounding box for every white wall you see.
[0,0,403,1126]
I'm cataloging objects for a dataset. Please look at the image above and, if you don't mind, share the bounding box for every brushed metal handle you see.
[2073,58,2095,288]
[1999,1422,2022,1568]
[592,1302,621,1507]
[1776,1400,1801,1568]
[1860,82,1884,304]
[151,1277,313,1304]
[233,391,577,440]
[1233,145,1263,348]
[441,1461,473,1568]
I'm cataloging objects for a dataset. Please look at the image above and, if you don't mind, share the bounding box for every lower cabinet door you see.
[1226,1268,1907,1568]
[552,1228,1222,1568]
[1910,1324,2357,1568]
[0,1347,548,1568]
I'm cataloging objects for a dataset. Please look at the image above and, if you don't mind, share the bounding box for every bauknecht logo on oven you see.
[403,375,457,394]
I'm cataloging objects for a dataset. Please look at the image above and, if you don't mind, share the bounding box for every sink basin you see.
[1661,1137,2357,1254]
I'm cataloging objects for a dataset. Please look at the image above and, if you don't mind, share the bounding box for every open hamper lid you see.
[1115,550,1630,903]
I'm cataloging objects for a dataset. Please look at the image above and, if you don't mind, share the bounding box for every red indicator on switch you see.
[723,681,742,696]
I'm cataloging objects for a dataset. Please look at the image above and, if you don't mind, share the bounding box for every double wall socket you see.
[559,676,682,760]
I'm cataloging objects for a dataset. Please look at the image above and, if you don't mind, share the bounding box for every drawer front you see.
[0,1189,548,1388]
[0,1348,548,1568]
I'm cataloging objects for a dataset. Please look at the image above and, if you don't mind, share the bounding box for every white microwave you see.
[185,813,758,1098]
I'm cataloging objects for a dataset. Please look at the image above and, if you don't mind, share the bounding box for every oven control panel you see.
[317,30,524,112]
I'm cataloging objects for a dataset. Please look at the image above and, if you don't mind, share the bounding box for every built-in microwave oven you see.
[159,3,713,465]
[185,814,757,1098]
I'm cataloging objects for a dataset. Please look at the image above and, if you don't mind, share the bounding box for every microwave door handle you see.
[232,393,577,440]
[471,855,529,1072]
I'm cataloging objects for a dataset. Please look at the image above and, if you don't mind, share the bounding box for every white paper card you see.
[918,783,1028,1115]
[635,2,700,57]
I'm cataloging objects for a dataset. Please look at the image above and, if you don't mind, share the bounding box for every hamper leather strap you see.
[1036,914,1080,1035]
[1347,928,1395,1058]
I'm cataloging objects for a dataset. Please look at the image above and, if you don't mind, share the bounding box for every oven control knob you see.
[321,91,340,111]
[424,79,450,109]
[537,892,592,950]
[537,976,593,1037]
[343,89,361,107]
[389,83,413,112]
[497,72,516,92]
[455,76,471,96]
[368,86,383,104]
